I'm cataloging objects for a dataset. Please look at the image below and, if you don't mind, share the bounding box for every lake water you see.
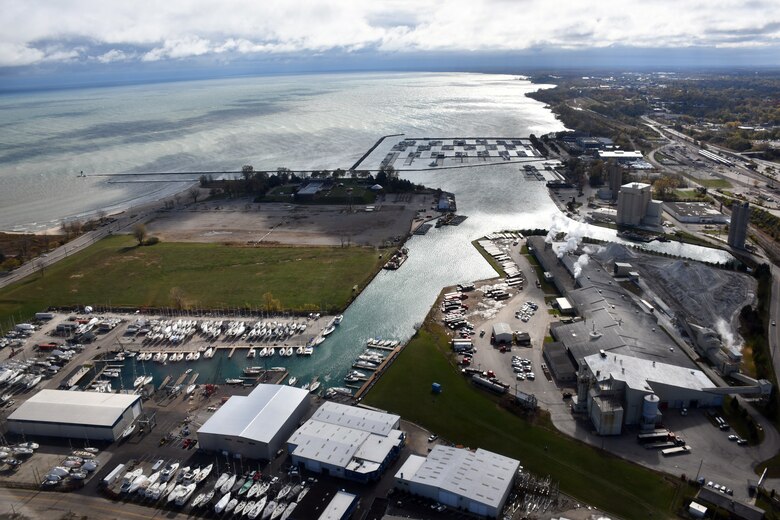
[0,72,559,232]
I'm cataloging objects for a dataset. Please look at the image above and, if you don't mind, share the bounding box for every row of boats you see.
[139,318,310,344]
[209,472,307,520]
[41,446,100,485]
[120,461,213,504]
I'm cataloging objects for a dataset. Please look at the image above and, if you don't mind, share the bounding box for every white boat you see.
[225,498,239,513]
[270,502,287,520]
[275,484,292,501]
[221,473,237,494]
[159,353,168,363]
[153,352,162,362]
[296,346,304,355]
[287,376,297,386]
[167,484,185,503]
[226,378,243,384]
[322,326,335,336]
[146,481,162,499]
[143,375,153,385]
[26,375,42,389]
[256,482,270,498]
[243,500,256,517]
[311,336,325,347]
[121,423,136,439]
[133,376,145,388]
[186,384,197,395]
[247,348,257,358]
[285,347,293,356]
[195,463,213,483]
[262,500,277,520]
[259,347,268,357]
[214,472,230,490]
[176,466,191,483]
[297,486,309,502]
[193,351,201,361]
[204,347,214,359]
[175,483,197,506]
[214,492,232,514]
[247,481,262,499]
[235,501,248,515]
[191,492,206,509]
[185,352,194,362]
[160,462,179,482]
[303,347,314,355]
[280,502,297,520]
[248,496,267,519]
[128,475,148,494]
[333,315,343,325]
[309,381,321,393]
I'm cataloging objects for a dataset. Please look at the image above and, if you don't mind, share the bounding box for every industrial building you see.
[576,352,723,435]
[616,182,662,227]
[197,384,309,460]
[287,402,404,482]
[597,150,644,162]
[728,202,750,249]
[395,446,520,519]
[491,322,512,344]
[7,389,142,441]
[664,202,728,224]
[542,342,577,383]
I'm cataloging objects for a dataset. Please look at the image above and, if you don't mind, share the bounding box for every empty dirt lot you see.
[145,194,435,247]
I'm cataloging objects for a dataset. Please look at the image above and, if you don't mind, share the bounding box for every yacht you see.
[214,492,231,514]
[287,376,298,386]
[247,348,257,359]
[133,376,145,388]
[333,314,343,326]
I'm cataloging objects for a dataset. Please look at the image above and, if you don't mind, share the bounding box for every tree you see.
[653,175,680,200]
[242,165,255,180]
[188,186,201,204]
[133,224,148,246]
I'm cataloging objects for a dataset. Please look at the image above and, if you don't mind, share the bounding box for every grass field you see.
[0,235,389,329]
[682,174,733,189]
[364,321,682,519]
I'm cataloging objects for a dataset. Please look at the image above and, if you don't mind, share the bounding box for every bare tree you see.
[188,186,201,204]
[133,223,147,246]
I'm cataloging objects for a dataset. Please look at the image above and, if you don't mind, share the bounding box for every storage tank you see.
[642,394,660,422]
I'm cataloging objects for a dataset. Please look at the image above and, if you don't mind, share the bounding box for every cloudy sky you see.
[1,0,779,77]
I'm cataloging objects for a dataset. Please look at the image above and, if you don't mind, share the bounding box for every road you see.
[0,486,192,520]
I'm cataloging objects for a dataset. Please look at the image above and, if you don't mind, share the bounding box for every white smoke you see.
[573,253,590,279]
[714,317,742,353]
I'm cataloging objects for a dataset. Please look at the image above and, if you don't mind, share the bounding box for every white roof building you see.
[197,384,310,460]
[288,402,404,482]
[395,446,520,519]
[7,389,142,441]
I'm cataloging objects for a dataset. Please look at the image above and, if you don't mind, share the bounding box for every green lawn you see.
[365,322,682,519]
[682,174,733,189]
[0,235,389,330]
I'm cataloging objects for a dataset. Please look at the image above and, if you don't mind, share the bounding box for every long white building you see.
[287,402,404,482]
[395,446,520,519]
[197,384,309,460]
[7,389,142,441]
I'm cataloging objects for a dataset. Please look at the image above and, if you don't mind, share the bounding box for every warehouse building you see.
[491,322,513,344]
[197,384,309,460]
[7,389,142,442]
[395,446,520,519]
[287,402,404,482]
[664,202,728,224]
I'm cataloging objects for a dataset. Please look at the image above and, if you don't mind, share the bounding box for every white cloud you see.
[0,0,778,67]
[95,49,134,64]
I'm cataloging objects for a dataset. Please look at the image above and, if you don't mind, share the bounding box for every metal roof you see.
[309,401,400,435]
[8,389,140,427]
[317,491,357,520]
[288,402,403,472]
[395,446,520,510]
[584,352,714,393]
[197,384,309,442]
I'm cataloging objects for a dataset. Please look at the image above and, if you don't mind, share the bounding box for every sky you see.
[1,0,779,86]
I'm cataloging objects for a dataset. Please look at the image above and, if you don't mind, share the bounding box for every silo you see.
[641,394,660,430]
